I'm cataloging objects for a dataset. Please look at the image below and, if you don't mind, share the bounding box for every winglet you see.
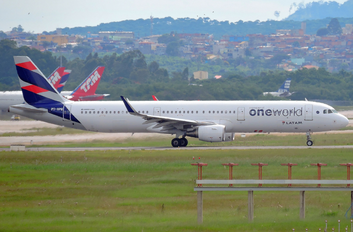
[120,96,138,114]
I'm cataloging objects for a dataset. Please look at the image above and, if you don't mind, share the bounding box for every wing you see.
[120,96,215,132]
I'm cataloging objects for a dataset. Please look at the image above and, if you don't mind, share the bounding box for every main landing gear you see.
[171,138,188,147]
[306,132,313,146]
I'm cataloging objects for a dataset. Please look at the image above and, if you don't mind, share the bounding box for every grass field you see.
[1,149,353,231]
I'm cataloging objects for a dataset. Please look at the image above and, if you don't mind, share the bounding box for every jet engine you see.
[186,125,234,142]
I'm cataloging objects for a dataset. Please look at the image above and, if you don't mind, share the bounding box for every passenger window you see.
[97,111,99,114]
[217,111,219,113]
[225,111,227,114]
[146,111,148,113]
[213,111,215,113]
[163,111,165,113]
[203,111,205,114]
[183,111,185,113]
[89,111,91,114]
[114,111,116,114]
[93,111,95,114]
[187,111,189,113]
[196,111,198,114]
[85,111,87,114]
[233,111,236,113]
[81,111,83,114]
[191,111,193,114]
[142,111,144,113]
[167,111,169,113]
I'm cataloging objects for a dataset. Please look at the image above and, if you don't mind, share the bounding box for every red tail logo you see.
[80,70,101,93]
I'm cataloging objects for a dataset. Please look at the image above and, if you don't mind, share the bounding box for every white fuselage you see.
[0,91,72,112]
[9,100,349,134]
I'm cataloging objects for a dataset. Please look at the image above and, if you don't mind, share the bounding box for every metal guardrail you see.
[196,179,353,185]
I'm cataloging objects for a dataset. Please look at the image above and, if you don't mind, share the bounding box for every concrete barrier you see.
[10,145,25,151]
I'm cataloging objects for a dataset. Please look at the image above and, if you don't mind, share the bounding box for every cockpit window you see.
[323,109,327,114]
[328,109,333,114]
[332,109,338,113]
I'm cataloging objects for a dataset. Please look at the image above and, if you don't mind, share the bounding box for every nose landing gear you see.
[306,132,313,146]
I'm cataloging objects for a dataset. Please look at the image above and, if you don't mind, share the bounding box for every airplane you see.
[0,66,108,112]
[263,78,294,97]
[0,66,67,112]
[65,66,109,101]
[9,56,349,147]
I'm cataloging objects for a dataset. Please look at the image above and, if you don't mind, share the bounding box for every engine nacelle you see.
[186,125,226,142]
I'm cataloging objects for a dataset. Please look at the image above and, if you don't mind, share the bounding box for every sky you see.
[0,0,349,33]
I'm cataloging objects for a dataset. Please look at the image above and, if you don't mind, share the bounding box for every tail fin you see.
[47,67,65,91]
[56,69,71,93]
[277,78,291,93]
[70,66,105,97]
[152,95,159,101]
[14,56,67,108]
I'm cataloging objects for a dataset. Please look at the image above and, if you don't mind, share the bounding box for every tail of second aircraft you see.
[14,56,67,108]
[56,69,71,93]
[277,78,291,93]
[47,67,65,91]
[69,66,105,100]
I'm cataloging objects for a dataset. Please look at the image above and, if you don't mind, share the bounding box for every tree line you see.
[0,39,353,102]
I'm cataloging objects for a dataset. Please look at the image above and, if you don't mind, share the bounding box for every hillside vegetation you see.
[1,39,353,102]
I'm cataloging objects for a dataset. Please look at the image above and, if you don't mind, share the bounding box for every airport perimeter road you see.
[1,145,353,151]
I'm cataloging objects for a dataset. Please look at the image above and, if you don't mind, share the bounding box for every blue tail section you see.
[14,56,80,123]
[277,78,291,93]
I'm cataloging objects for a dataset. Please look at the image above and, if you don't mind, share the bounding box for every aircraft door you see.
[237,107,245,121]
[153,107,161,116]
[304,104,313,121]
[63,104,72,121]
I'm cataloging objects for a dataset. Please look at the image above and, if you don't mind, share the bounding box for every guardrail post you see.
[197,191,203,224]
[191,163,208,187]
[281,163,297,187]
[222,163,239,187]
[310,163,327,187]
[351,192,353,219]
[251,163,268,187]
[300,191,305,219]
[340,163,353,187]
[248,190,254,222]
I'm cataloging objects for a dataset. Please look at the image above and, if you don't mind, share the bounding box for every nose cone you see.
[337,113,349,128]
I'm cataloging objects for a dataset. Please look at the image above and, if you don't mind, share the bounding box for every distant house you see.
[193,71,208,80]
[37,34,68,46]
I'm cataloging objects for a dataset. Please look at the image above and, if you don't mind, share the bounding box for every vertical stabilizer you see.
[70,66,105,97]
[14,56,67,108]
[277,78,291,93]
[47,67,65,91]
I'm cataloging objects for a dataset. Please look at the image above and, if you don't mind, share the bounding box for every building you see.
[98,31,134,41]
[37,34,68,46]
[193,71,208,80]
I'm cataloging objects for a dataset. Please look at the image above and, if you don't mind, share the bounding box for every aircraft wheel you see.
[306,140,313,146]
[180,138,188,147]
[171,138,180,147]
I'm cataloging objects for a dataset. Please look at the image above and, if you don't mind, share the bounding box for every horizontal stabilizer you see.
[10,104,47,113]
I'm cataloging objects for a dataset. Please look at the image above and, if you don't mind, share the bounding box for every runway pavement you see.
[1,145,353,152]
